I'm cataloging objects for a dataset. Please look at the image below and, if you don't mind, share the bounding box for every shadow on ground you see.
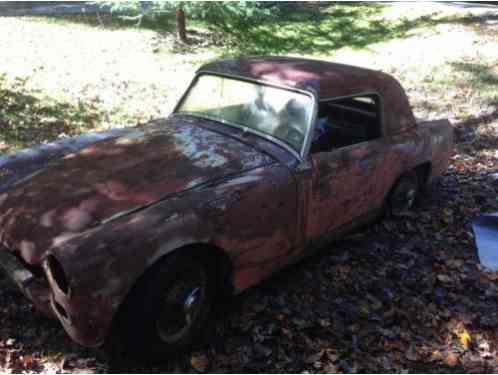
[447,62,498,154]
[32,3,498,56]
[451,62,498,91]
[454,107,498,155]
[1,90,497,373]
[0,74,103,154]
[109,169,498,372]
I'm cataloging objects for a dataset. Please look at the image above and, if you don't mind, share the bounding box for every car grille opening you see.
[46,255,69,295]
[54,300,69,320]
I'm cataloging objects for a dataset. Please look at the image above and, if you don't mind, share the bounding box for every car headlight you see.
[45,254,70,295]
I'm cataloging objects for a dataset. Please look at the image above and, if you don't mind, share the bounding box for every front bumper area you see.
[0,246,112,348]
[0,247,54,318]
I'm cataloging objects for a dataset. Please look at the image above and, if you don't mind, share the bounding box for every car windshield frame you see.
[173,72,318,161]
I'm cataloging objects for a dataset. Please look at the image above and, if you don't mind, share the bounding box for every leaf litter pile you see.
[1,2,498,373]
[2,150,498,373]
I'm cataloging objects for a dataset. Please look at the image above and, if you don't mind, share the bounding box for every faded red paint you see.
[0,117,273,264]
[0,57,453,349]
[199,57,417,135]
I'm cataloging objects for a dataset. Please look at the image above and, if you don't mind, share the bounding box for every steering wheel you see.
[275,121,304,149]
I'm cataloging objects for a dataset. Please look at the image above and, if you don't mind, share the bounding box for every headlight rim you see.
[44,253,71,296]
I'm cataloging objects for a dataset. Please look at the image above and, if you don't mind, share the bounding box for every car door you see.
[306,138,387,242]
[306,96,388,241]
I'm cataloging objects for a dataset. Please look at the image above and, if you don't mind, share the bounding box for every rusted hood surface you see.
[0,116,274,264]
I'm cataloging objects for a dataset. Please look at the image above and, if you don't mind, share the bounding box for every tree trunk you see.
[176,6,187,44]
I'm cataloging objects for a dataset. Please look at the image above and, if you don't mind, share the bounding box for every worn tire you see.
[104,251,216,362]
[387,170,420,217]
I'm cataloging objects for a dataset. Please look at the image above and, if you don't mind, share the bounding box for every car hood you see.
[0,116,274,264]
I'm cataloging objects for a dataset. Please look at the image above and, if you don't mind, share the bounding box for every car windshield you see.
[176,74,314,153]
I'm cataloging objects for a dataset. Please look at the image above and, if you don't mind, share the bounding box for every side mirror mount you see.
[295,159,312,178]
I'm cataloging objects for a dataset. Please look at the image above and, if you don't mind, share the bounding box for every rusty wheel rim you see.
[156,266,207,344]
[391,178,417,215]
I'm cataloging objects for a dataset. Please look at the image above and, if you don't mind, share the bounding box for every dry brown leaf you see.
[305,350,325,364]
[437,274,452,283]
[430,350,444,362]
[190,354,209,372]
[446,259,464,269]
[459,329,472,349]
[21,355,34,368]
[445,352,459,367]
[322,363,341,373]
[405,346,418,362]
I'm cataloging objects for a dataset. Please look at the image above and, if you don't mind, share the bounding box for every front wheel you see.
[105,252,216,361]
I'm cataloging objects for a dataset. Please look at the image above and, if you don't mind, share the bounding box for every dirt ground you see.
[0,2,497,373]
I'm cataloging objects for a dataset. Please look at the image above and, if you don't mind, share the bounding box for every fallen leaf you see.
[305,350,324,364]
[319,319,331,327]
[405,346,418,362]
[437,274,452,283]
[458,329,472,349]
[21,355,34,368]
[322,363,341,373]
[430,350,444,362]
[254,343,272,358]
[446,259,464,269]
[445,352,459,367]
[190,354,209,372]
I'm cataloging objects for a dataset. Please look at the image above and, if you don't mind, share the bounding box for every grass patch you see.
[27,10,179,33]
[1,3,498,373]
[25,3,442,54]
[29,3,498,56]
[223,3,420,55]
[1,2,496,156]
[451,61,498,94]
[0,74,106,153]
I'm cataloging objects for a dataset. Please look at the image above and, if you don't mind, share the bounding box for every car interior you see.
[310,95,382,154]
[191,94,382,155]
[200,99,309,151]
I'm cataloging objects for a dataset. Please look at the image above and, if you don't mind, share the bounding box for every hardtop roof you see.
[198,56,416,134]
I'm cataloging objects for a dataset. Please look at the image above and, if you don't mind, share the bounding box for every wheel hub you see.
[406,188,416,208]
[184,287,200,324]
[155,269,206,344]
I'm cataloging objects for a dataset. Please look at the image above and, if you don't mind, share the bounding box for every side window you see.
[310,94,382,154]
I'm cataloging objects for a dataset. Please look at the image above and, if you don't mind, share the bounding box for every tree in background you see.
[97,1,273,44]
[176,5,187,43]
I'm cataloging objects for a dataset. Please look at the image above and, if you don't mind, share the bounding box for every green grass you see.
[25,10,179,33]
[221,3,420,55]
[1,3,497,155]
[1,5,498,371]
[451,62,498,93]
[0,74,104,152]
[30,3,497,56]
[32,4,415,55]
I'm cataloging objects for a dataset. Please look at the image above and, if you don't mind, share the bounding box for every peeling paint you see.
[0,58,452,350]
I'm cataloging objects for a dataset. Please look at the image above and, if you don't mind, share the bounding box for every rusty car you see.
[0,57,453,359]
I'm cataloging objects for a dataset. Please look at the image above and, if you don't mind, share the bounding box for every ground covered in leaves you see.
[1,2,498,373]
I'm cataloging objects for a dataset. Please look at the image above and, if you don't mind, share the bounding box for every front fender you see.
[49,163,297,347]
[49,198,208,347]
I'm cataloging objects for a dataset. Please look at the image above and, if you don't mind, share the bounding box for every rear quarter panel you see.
[360,118,452,210]
[416,119,454,183]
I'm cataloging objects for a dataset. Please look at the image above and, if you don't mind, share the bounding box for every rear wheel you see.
[387,170,420,217]
[105,251,216,361]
